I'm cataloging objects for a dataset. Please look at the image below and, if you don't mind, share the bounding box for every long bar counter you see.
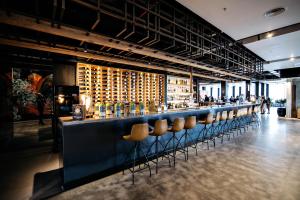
[58,103,257,186]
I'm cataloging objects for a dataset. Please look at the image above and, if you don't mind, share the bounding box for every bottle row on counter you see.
[72,101,168,120]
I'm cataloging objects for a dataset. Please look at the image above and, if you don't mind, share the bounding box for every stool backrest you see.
[172,118,185,132]
[206,113,214,124]
[242,108,247,116]
[236,109,241,117]
[215,112,220,122]
[220,111,227,121]
[184,116,196,129]
[247,107,252,115]
[228,110,234,119]
[253,106,258,113]
[153,119,168,136]
[130,123,149,141]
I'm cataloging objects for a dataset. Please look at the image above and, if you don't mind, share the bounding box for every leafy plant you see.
[12,79,36,120]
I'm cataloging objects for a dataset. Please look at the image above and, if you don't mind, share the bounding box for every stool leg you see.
[173,132,176,167]
[139,142,152,178]
[155,136,159,174]
[185,129,189,161]
[132,142,137,184]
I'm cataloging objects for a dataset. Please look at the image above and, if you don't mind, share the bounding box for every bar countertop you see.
[58,103,258,186]
[59,103,258,126]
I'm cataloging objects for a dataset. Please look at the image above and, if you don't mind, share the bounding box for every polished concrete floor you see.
[0,120,58,200]
[51,110,300,200]
[1,109,300,200]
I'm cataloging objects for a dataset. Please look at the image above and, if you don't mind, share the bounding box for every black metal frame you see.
[1,0,264,81]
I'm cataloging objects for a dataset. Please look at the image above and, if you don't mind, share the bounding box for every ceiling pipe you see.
[91,0,100,31]
[0,11,249,80]
[137,0,150,44]
[51,0,57,27]
[56,0,65,28]
[0,38,229,81]
[123,2,135,40]
[116,1,127,38]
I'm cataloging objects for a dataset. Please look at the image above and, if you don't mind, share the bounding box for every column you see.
[255,82,259,97]
[221,81,228,98]
[261,83,265,96]
[245,80,250,100]
[266,83,269,97]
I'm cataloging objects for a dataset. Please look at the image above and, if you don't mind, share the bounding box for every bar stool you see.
[252,106,261,127]
[147,119,170,174]
[177,116,196,160]
[164,118,185,167]
[197,113,214,150]
[231,109,242,137]
[239,108,247,133]
[218,111,228,144]
[209,112,221,148]
[224,110,234,140]
[123,123,151,184]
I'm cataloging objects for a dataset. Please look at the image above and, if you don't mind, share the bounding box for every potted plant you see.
[277,98,286,117]
[12,79,36,121]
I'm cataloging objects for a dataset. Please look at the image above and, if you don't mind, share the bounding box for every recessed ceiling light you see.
[266,33,274,38]
[290,57,295,61]
[264,7,286,17]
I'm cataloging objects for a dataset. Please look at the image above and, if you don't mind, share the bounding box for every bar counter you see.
[58,103,257,187]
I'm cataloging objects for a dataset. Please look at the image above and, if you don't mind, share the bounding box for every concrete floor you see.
[0,108,300,200]
[0,120,59,200]
[52,109,300,200]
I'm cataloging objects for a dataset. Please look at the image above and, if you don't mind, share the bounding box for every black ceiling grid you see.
[0,0,265,82]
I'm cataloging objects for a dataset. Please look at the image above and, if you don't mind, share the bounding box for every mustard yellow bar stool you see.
[225,110,234,139]
[239,108,247,133]
[218,111,228,144]
[164,118,185,167]
[197,113,214,150]
[245,107,253,130]
[177,116,196,161]
[210,112,221,147]
[148,119,170,174]
[232,109,242,136]
[123,123,151,184]
[252,106,261,127]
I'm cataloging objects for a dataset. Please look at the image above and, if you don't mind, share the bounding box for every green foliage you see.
[12,79,36,120]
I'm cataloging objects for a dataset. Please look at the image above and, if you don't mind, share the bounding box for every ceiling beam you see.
[0,38,229,81]
[265,55,300,64]
[0,11,248,80]
[238,23,300,45]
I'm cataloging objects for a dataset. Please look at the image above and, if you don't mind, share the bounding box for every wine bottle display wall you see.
[77,63,165,105]
[167,75,191,103]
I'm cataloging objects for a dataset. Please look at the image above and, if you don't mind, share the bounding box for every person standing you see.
[260,96,266,114]
[36,92,46,125]
[204,95,209,102]
[266,97,271,114]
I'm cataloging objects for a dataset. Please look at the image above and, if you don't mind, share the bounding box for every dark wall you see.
[0,65,13,148]
[54,62,76,86]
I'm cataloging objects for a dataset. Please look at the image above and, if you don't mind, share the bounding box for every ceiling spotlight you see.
[84,43,88,52]
[266,33,274,38]
[290,57,295,61]
[264,7,286,17]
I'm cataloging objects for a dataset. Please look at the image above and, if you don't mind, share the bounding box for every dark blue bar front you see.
[58,104,256,186]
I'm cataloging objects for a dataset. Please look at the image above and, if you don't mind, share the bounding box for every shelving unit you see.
[167,75,192,104]
[77,63,165,105]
